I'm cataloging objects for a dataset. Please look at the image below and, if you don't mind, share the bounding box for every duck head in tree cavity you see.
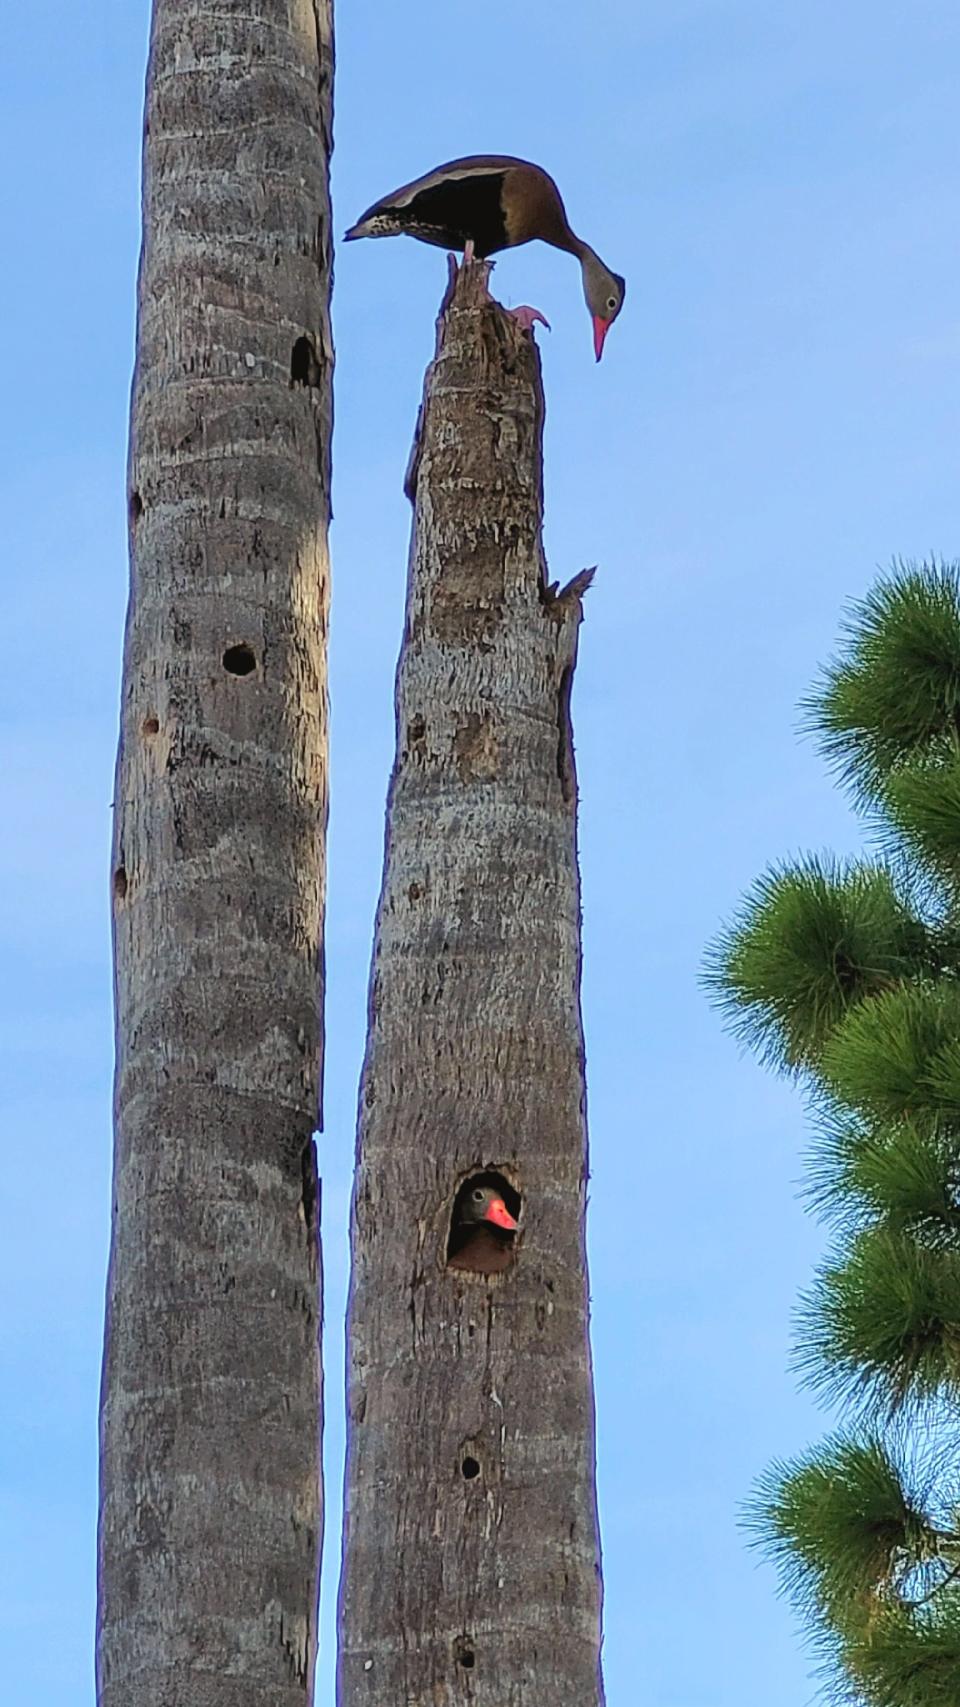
[447,1178,521,1274]
[459,1184,519,1231]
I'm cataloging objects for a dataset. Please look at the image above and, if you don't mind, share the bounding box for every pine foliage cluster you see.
[709,563,960,1704]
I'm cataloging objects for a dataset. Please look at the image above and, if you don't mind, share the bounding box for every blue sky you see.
[3,2,960,1702]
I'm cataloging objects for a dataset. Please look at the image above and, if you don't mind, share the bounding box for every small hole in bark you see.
[223,643,257,677]
[141,714,159,736]
[129,491,143,525]
[408,882,423,903]
[447,1171,521,1273]
[291,334,321,387]
[113,867,128,901]
[407,713,426,747]
[461,1456,481,1480]
[455,1641,476,1670]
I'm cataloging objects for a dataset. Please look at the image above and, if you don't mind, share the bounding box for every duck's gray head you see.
[581,249,626,360]
[458,1184,519,1231]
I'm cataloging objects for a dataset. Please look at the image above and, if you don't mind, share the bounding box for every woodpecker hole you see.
[113,867,128,901]
[141,714,159,737]
[291,334,322,387]
[454,1639,476,1671]
[461,1456,481,1481]
[223,643,257,677]
[446,1169,521,1272]
[129,491,143,526]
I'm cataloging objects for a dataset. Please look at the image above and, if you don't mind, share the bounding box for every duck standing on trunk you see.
[345,154,625,360]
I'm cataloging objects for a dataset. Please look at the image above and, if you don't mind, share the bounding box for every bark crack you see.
[556,663,577,805]
[300,1137,319,1283]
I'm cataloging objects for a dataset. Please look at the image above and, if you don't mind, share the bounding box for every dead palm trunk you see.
[337,261,605,1706]
[98,4,334,1702]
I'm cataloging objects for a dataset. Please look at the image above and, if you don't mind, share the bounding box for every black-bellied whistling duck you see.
[447,1183,519,1275]
[345,155,625,360]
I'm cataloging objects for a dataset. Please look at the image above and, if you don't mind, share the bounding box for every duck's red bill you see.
[593,315,611,362]
[484,1198,519,1231]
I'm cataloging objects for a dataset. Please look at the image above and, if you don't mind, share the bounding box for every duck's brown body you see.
[345,155,578,258]
[446,1223,516,1275]
[345,154,626,359]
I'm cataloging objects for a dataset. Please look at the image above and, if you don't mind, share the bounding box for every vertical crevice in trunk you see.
[98,3,334,1703]
[337,262,605,1706]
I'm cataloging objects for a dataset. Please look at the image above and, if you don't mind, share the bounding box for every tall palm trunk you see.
[98,5,334,1703]
[337,261,605,1706]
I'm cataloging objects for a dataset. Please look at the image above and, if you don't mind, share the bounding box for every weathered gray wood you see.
[338,261,605,1706]
[98,4,333,1703]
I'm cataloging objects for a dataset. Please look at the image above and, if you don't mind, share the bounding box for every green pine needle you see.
[806,1108,960,1238]
[748,1434,937,1622]
[821,982,960,1123]
[714,557,960,1707]
[847,1600,960,1707]
[706,857,928,1072]
[807,560,960,806]
[799,1227,960,1410]
[884,756,960,882]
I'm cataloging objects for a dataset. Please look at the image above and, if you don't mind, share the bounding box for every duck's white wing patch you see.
[380,155,529,210]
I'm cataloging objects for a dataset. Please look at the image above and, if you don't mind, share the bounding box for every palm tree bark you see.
[98,4,333,1703]
[337,260,605,1706]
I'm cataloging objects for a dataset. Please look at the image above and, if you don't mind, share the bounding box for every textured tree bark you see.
[98,4,333,1704]
[337,261,605,1707]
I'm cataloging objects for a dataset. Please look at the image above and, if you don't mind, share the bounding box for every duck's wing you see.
[344,156,544,256]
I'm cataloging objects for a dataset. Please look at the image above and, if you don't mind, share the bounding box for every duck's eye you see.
[472,1188,485,1202]
[606,295,618,313]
